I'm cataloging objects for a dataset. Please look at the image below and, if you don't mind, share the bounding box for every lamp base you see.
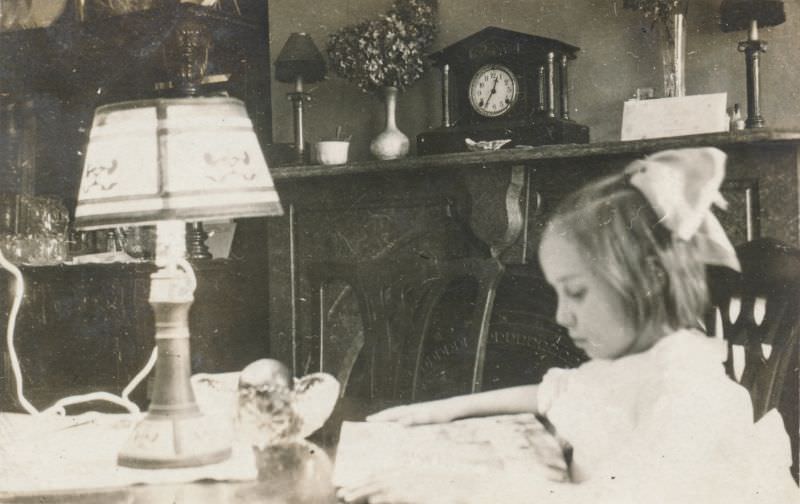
[118,411,232,469]
[118,229,232,469]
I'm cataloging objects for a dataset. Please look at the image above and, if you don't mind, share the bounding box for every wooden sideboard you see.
[266,129,800,403]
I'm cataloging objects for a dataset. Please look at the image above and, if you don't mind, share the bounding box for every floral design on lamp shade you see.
[202,151,258,182]
[82,161,119,193]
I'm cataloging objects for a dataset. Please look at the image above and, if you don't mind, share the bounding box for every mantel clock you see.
[417,27,590,155]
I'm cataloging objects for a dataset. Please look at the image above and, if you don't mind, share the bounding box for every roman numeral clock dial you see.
[468,64,518,117]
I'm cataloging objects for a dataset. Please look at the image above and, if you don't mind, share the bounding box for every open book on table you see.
[332,413,570,489]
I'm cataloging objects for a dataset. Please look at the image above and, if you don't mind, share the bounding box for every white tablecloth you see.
[0,412,257,496]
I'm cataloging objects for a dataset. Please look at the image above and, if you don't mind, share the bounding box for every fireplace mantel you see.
[271,129,800,180]
[266,129,800,404]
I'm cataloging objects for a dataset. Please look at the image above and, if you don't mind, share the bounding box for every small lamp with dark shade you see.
[720,0,786,129]
[274,32,326,163]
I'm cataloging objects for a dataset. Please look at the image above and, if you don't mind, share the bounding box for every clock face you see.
[468,64,519,118]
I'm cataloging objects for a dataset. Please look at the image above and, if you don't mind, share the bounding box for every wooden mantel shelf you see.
[271,129,800,181]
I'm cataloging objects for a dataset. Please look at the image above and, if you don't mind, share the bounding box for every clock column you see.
[441,64,451,128]
[546,52,556,118]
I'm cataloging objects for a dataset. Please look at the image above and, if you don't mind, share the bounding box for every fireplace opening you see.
[414,264,587,401]
[311,262,587,406]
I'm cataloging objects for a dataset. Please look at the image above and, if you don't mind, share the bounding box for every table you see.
[2,448,335,504]
[0,400,564,503]
[0,434,338,504]
[0,399,379,504]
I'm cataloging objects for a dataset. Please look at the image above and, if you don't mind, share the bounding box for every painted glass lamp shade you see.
[75,97,281,229]
[75,96,282,469]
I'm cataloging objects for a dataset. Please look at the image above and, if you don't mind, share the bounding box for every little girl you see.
[339,148,798,503]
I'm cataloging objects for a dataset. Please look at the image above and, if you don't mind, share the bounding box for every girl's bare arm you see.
[366,385,540,425]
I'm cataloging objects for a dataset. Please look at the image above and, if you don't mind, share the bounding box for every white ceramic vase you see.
[370,86,409,160]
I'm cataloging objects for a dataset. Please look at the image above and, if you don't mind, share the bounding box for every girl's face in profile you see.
[539,231,640,360]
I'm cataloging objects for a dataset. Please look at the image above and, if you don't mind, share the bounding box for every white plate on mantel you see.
[465,138,512,151]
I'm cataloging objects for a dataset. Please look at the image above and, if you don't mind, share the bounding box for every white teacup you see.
[315,141,350,165]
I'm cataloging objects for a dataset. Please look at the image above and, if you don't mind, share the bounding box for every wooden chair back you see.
[708,238,800,481]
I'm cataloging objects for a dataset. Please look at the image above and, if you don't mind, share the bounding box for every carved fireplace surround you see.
[266,130,800,405]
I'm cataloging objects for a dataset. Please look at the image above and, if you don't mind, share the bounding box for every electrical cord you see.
[0,249,201,417]
[1,247,37,415]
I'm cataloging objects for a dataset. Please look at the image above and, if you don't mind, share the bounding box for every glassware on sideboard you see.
[0,193,69,265]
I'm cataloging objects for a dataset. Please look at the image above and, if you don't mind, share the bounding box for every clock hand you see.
[485,77,499,107]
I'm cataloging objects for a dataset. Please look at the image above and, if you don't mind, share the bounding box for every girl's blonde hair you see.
[545,171,709,341]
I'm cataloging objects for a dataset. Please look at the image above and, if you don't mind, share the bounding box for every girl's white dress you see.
[536,329,798,503]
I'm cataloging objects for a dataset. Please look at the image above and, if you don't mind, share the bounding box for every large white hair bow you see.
[625,147,741,272]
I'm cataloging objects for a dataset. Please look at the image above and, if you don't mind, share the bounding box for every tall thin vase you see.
[659,13,687,98]
[370,86,409,160]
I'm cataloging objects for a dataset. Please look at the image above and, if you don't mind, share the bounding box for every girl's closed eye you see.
[564,285,587,301]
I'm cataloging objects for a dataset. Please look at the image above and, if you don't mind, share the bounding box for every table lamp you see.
[274,32,326,163]
[720,0,786,128]
[74,96,283,468]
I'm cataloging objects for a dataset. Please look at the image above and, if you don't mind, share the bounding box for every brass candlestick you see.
[720,0,786,129]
